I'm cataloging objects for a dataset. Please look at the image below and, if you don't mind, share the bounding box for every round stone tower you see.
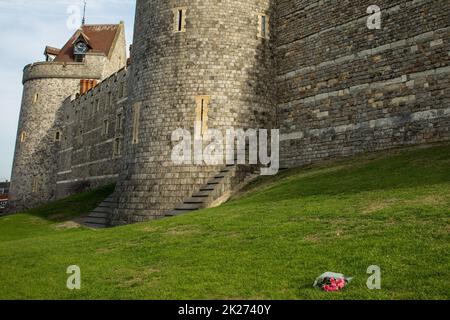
[10,23,127,212]
[113,0,277,224]
[9,62,102,211]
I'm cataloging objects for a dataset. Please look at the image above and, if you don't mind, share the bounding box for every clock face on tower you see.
[74,41,88,55]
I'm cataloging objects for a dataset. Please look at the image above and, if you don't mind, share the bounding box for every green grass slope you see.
[0,144,449,300]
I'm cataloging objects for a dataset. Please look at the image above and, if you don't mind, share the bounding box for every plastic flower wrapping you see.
[313,272,353,292]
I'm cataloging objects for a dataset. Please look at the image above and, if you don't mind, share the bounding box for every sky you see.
[0,0,136,181]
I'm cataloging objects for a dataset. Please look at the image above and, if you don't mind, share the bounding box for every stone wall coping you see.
[22,54,107,83]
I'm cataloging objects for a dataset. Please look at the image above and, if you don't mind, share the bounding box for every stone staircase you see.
[83,163,263,227]
[83,194,117,228]
[166,164,259,218]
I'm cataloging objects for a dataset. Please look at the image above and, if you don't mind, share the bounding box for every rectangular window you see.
[20,131,26,143]
[261,16,266,37]
[108,92,114,108]
[114,138,122,156]
[258,14,270,39]
[32,178,38,193]
[195,96,210,136]
[32,93,39,104]
[103,119,109,136]
[173,7,187,33]
[55,131,61,142]
[119,82,125,99]
[116,113,123,131]
[178,10,183,31]
[107,92,112,108]
[86,146,91,161]
[132,102,141,145]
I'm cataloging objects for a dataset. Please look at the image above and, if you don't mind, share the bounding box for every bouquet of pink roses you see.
[313,272,352,292]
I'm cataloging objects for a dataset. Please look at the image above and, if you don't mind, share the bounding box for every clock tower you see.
[72,32,90,62]
[9,22,127,212]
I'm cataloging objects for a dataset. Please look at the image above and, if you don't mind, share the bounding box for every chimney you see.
[80,79,97,94]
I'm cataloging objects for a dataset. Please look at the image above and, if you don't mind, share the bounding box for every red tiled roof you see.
[54,24,121,63]
[45,46,61,56]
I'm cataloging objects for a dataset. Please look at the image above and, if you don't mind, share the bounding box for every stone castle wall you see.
[22,56,104,83]
[276,0,450,167]
[9,0,450,219]
[111,0,277,224]
[100,23,128,79]
[9,76,83,211]
[55,68,128,199]
[9,24,127,211]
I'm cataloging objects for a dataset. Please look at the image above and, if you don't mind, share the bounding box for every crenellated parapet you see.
[54,66,129,199]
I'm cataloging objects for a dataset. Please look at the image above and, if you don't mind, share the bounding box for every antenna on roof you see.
[81,0,87,25]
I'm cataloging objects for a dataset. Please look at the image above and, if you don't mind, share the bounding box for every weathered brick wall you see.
[55,68,128,199]
[112,0,277,224]
[276,0,450,167]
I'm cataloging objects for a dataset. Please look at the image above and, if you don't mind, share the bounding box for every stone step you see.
[98,202,117,208]
[200,185,215,191]
[92,207,113,214]
[83,194,116,228]
[85,217,110,225]
[88,212,110,219]
[175,203,203,210]
[207,177,223,185]
[166,206,200,217]
[166,210,186,217]
[192,190,211,197]
[184,197,205,204]
[84,222,108,229]
[98,198,114,203]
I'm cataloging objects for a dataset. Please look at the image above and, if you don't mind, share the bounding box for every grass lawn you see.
[0,143,449,300]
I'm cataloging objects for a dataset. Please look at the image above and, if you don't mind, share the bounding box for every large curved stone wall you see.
[10,23,128,212]
[23,57,104,83]
[9,77,81,211]
[112,0,277,224]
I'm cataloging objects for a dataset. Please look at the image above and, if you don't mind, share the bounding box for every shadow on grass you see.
[21,184,116,223]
